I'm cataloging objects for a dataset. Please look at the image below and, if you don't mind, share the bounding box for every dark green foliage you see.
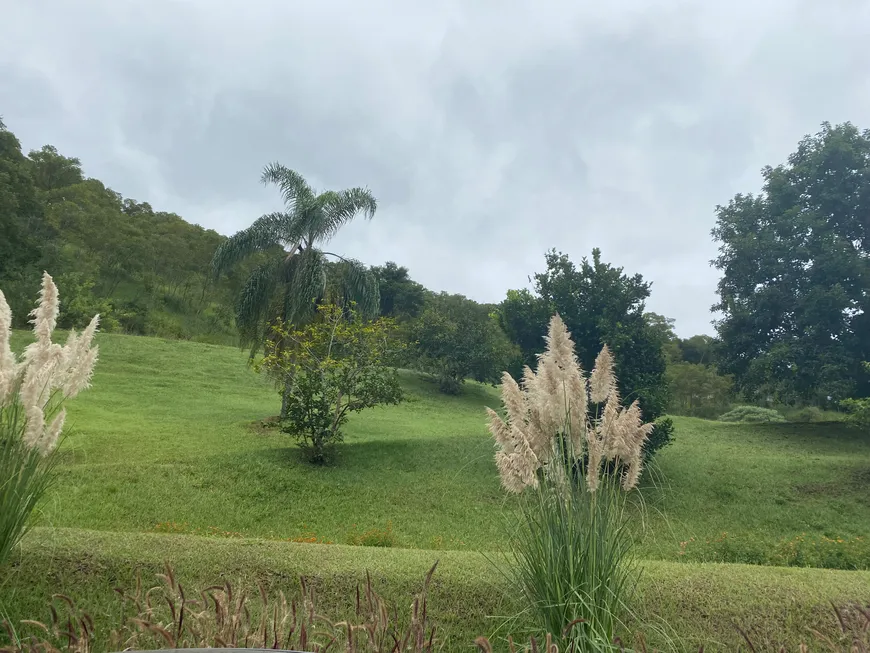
[0,119,250,342]
[370,261,426,320]
[677,334,717,365]
[500,249,670,424]
[497,288,551,379]
[712,122,870,405]
[644,417,675,462]
[718,405,786,424]
[840,398,870,430]
[411,293,518,394]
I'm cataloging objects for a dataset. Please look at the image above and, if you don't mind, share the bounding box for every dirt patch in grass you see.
[246,415,282,435]
[795,467,870,496]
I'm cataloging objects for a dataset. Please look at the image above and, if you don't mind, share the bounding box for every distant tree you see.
[712,122,870,404]
[666,362,733,418]
[211,164,380,416]
[0,119,276,344]
[644,312,677,345]
[678,335,716,365]
[370,261,426,319]
[412,293,518,394]
[505,249,670,422]
[28,145,84,191]
[497,288,550,378]
[644,311,682,364]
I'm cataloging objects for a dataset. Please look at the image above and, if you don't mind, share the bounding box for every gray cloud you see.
[2,0,870,336]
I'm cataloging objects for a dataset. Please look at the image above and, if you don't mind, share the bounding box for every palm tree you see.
[212,163,381,415]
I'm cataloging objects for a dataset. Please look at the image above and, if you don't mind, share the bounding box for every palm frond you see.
[327,255,381,318]
[282,248,328,325]
[261,162,315,211]
[211,212,287,278]
[235,258,281,351]
[315,187,378,243]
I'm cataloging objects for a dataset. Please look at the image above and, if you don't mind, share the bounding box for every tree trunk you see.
[280,376,293,420]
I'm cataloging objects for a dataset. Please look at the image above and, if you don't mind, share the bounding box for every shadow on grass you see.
[251,434,497,476]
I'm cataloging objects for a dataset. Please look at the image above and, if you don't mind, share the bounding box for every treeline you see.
[1,118,264,342]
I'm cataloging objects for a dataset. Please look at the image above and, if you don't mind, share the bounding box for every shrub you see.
[259,304,404,464]
[487,315,653,650]
[841,398,870,430]
[347,522,398,547]
[410,293,517,395]
[717,405,786,423]
[0,273,99,566]
[644,417,674,462]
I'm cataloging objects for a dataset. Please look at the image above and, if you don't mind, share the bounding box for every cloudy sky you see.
[2,0,869,335]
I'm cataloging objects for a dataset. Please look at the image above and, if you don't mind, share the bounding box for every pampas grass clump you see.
[0,272,99,566]
[486,315,653,652]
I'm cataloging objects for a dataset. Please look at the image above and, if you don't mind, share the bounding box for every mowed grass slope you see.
[8,330,870,558]
[8,331,508,549]
[3,331,870,650]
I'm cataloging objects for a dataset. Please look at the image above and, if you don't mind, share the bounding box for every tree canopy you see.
[500,249,670,422]
[712,122,870,404]
[211,163,380,354]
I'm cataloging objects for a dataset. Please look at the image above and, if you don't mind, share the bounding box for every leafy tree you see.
[211,163,380,416]
[370,261,426,320]
[644,311,682,364]
[27,145,84,191]
[257,304,404,463]
[712,122,870,404]
[497,288,551,378]
[412,293,518,394]
[504,249,670,422]
[211,163,380,351]
[666,362,733,419]
[678,335,716,365]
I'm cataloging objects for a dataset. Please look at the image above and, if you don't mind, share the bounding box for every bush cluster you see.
[718,405,786,423]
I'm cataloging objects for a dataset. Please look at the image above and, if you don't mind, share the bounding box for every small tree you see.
[411,293,517,394]
[259,304,403,463]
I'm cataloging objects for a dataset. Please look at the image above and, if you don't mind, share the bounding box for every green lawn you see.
[10,331,869,560]
[3,331,870,650]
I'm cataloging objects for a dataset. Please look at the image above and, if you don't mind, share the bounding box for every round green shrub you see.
[717,405,786,423]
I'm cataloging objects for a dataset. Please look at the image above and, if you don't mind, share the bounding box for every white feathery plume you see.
[0,289,16,406]
[39,408,67,456]
[1,273,100,456]
[589,345,617,404]
[22,404,45,450]
[488,314,653,494]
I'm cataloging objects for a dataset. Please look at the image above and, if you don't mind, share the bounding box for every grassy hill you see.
[2,331,870,650]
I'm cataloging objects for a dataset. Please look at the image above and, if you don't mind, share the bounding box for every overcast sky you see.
[2,0,869,336]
